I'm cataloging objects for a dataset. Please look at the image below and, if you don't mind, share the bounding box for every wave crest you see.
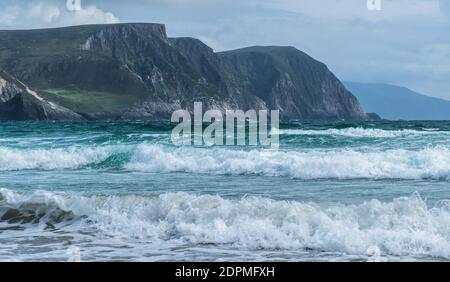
[0,146,126,171]
[279,127,442,138]
[126,144,450,180]
[2,143,450,180]
[2,189,450,258]
[0,189,75,227]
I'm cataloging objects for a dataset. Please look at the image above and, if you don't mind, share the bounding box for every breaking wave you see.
[279,127,442,138]
[126,144,450,180]
[2,144,450,180]
[2,189,450,259]
[0,188,75,227]
[0,146,128,171]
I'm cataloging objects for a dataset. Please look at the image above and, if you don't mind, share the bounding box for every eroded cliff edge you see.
[0,23,376,121]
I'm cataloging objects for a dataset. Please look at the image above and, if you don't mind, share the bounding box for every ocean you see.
[1,121,450,261]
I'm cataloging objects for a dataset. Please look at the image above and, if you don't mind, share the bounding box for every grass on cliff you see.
[40,89,137,113]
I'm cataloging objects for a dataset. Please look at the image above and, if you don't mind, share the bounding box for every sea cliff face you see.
[0,71,82,121]
[0,23,373,121]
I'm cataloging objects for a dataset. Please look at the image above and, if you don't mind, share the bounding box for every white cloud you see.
[141,0,442,20]
[263,0,442,21]
[29,3,61,23]
[1,1,119,29]
[55,5,120,26]
[66,0,82,11]
[0,6,21,25]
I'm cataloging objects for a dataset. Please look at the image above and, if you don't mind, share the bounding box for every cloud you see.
[0,6,21,25]
[261,0,442,21]
[29,2,119,27]
[66,0,82,11]
[134,0,442,21]
[55,5,120,26]
[0,1,119,29]
[148,0,450,98]
[29,3,61,23]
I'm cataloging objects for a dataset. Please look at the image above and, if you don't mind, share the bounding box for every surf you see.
[2,188,450,260]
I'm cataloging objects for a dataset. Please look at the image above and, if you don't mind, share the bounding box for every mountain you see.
[345,82,450,120]
[0,23,373,121]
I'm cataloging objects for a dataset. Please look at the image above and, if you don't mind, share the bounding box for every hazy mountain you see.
[0,23,373,121]
[344,82,450,120]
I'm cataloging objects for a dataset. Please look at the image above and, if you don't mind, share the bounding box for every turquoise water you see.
[1,121,450,261]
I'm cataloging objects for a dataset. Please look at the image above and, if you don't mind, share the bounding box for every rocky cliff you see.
[0,71,82,121]
[0,23,373,121]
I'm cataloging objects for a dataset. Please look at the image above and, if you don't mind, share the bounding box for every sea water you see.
[1,121,450,261]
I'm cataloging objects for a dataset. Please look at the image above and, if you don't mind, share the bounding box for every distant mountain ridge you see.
[0,23,374,121]
[345,81,450,120]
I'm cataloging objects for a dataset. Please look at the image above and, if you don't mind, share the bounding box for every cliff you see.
[0,70,82,121]
[0,23,373,121]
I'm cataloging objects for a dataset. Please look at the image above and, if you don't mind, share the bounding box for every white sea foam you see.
[279,127,442,138]
[0,188,65,206]
[2,189,450,259]
[2,143,450,180]
[126,144,450,180]
[0,146,122,170]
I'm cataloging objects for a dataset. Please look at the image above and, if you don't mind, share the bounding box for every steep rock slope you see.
[0,23,371,121]
[0,70,82,121]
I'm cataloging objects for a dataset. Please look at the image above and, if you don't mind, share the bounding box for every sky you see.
[0,0,449,99]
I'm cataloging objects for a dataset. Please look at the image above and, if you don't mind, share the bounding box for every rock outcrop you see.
[0,71,83,121]
[0,23,375,121]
